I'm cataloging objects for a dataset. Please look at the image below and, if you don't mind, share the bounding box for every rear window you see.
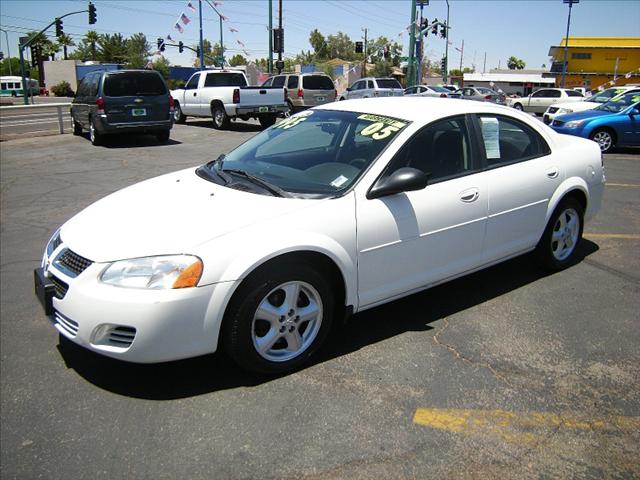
[376,79,402,89]
[104,72,167,97]
[302,75,335,90]
[566,90,584,97]
[204,73,247,87]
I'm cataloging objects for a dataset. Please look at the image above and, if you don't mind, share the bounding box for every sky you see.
[1,0,639,73]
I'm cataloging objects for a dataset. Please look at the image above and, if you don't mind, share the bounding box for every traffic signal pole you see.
[407,0,417,87]
[268,0,273,74]
[199,0,204,69]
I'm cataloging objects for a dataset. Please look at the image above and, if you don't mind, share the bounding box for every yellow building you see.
[547,37,640,91]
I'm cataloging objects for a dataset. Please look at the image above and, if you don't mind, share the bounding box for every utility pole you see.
[362,27,368,77]
[483,52,486,74]
[443,0,449,83]
[0,28,11,76]
[198,0,204,69]
[561,0,579,88]
[268,0,273,74]
[459,39,464,72]
[407,0,417,87]
[416,1,425,84]
[277,0,283,73]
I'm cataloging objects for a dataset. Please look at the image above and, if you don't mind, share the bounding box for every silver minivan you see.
[338,77,404,100]
[262,73,336,113]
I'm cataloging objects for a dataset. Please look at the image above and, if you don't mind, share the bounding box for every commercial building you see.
[462,70,554,96]
[547,37,640,91]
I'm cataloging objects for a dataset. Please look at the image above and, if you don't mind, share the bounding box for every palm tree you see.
[84,30,99,61]
[57,33,75,60]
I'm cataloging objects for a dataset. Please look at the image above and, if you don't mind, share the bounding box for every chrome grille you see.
[54,311,79,336]
[56,249,93,277]
[49,275,68,299]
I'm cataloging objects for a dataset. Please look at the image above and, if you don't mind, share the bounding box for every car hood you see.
[550,101,599,112]
[555,108,614,122]
[61,167,318,263]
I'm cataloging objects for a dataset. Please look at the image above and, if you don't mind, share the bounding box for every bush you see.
[50,81,74,97]
[167,79,186,90]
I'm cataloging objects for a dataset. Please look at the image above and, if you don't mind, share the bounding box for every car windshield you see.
[595,92,640,113]
[103,72,167,96]
[197,110,409,197]
[477,87,497,95]
[376,79,402,89]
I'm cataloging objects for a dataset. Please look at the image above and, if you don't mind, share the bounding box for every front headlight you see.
[46,229,62,257]
[558,108,573,114]
[564,120,584,128]
[101,255,203,289]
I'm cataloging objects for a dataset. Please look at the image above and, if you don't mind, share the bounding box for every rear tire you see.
[211,103,230,130]
[89,118,102,146]
[73,118,82,136]
[173,101,186,124]
[535,197,584,271]
[259,114,277,128]
[222,262,335,374]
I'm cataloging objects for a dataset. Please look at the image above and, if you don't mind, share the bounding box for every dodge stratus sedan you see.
[35,98,605,373]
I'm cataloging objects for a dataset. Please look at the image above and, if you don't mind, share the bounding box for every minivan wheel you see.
[89,119,102,146]
[535,197,584,271]
[223,262,334,374]
[211,104,229,130]
[156,130,170,143]
[173,102,186,124]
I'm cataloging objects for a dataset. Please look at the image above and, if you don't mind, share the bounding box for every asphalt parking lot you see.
[1,120,638,479]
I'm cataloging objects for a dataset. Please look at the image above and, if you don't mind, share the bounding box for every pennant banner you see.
[181,13,191,25]
[174,22,184,33]
[187,1,197,12]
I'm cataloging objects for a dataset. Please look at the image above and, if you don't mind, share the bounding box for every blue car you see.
[551,91,640,153]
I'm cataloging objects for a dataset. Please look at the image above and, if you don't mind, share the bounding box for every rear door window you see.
[104,72,167,96]
[303,76,334,90]
[287,76,299,88]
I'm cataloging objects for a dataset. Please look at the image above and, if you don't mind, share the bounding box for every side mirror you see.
[346,87,352,92]
[367,167,429,200]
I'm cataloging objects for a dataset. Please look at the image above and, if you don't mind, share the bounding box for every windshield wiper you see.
[222,168,289,198]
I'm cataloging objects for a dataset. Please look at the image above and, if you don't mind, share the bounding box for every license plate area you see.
[258,106,269,113]
[34,267,55,316]
[132,108,147,117]
[315,96,326,102]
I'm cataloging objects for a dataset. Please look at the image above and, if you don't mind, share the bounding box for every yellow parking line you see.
[584,233,640,240]
[606,183,640,187]
[413,408,640,446]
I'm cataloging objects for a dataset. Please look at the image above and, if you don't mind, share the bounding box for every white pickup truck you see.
[171,70,288,129]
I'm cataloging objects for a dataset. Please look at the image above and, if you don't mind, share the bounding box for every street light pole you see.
[0,28,12,76]
[561,0,579,88]
[407,0,417,87]
[444,0,449,83]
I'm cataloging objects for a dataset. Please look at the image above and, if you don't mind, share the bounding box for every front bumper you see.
[35,258,234,363]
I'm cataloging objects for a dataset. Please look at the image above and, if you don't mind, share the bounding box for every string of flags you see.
[595,67,640,91]
[152,0,253,65]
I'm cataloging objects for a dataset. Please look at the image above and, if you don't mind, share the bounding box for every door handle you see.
[193,92,197,97]
[460,188,479,203]
[546,167,559,179]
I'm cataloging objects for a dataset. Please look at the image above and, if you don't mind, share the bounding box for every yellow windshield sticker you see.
[632,95,640,103]
[275,116,308,130]
[358,114,406,140]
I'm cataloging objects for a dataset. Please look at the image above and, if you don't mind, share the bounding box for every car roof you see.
[314,96,520,123]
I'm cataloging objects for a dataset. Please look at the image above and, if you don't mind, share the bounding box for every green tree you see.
[57,33,75,60]
[368,36,402,66]
[229,54,247,66]
[326,32,354,61]
[0,57,21,76]
[85,30,100,61]
[309,29,328,59]
[192,39,212,67]
[126,33,151,68]
[98,33,127,63]
[507,56,526,70]
[151,55,171,78]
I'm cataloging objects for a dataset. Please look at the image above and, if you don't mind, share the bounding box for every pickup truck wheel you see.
[211,104,230,130]
[259,114,277,128]
[173,101,186,124]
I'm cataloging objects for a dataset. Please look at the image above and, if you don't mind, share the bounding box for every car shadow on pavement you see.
[83,133,182,149]
[185,119,264,132]
[57,240,599,400]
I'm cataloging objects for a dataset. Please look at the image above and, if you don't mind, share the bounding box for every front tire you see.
[173,101,186,124]
[89,118,102,146]
[590,128,615,153]
[223,262,335,374]
[535,197,584,271]
[211,103,230,130]
[513,103,523,111]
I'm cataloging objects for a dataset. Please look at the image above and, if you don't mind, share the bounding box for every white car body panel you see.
[40,97,605,363]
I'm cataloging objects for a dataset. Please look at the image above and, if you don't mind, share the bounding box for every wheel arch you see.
[545,178,589,227]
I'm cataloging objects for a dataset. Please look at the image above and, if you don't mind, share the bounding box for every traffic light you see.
[178,41,184,53]
[196,46,200,57]
[88,2,97,24]
[441,57,447,76]
[355,41,363,54]
[420,18,428,36]
[0,51,4,60]
[157,38,165,52]
[431,19,438,36]
[440,23,447,38]
[55,18,63,37]
[273,28,284,54]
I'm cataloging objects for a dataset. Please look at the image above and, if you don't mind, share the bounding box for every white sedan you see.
[35,98,605,373]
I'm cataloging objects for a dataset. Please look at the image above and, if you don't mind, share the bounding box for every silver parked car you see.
[261,72,336,113]
[451,86,506,105]
[339,77,404,100]
[404,85,451,97]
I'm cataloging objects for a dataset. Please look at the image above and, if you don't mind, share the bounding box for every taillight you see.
[232,88,240,104]
[297,88,303,98]
[169,95,174,110]
[440,93,447,98]
[484,95,492,100]
[96,97,105,114]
